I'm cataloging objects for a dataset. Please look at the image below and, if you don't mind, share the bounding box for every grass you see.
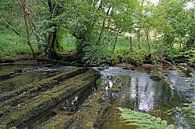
[0,28,37,60]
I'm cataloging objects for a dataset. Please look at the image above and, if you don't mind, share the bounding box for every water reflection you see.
[101,68,184,112]
[165,70,195,101]
[100,67,189,129]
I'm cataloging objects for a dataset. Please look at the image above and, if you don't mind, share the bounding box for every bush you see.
[82,42,111,65]
[112,48,150,64]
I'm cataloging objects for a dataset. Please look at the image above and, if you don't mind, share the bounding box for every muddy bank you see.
[0,68,99,129]
[0,53,81,67]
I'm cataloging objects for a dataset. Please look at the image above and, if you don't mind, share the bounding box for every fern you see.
[166,100,195,128]
[179,101,195,128]
[118,107,180,129]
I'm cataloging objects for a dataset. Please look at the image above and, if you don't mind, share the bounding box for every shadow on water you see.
[99,67,194,129]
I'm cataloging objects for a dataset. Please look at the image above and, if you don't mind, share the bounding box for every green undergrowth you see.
[112,48,151,64]
[58,34,77,52]
[0,29,37,60]
[81,36,154,65]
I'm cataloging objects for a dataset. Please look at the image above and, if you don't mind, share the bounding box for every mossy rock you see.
[41,115,74,129]
[0,69,100,128]
[150,72,165,81]
[41,83,110,129]
[0,68,87,119]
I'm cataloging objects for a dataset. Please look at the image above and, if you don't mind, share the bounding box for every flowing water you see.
[99,67,195,129]
[0,65,194,129]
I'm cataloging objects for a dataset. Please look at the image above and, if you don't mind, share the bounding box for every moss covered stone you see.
[0,69,99,128]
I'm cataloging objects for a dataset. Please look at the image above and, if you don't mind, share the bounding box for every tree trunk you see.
[97,6,112,43]
[146,29,151,51]
[0,16,21,36]
[21,0,36,58]
[137,30,141,49]
[45,27,58,59]
[129,36,133,51]
[112,30,119,54]
[44,0,60,59]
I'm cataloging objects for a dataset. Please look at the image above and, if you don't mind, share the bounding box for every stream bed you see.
[0,65,194,129]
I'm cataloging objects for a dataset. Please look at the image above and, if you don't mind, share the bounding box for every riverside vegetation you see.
[0,0,194,129]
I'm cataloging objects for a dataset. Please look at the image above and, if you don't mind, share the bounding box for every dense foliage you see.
[0,0,194,64]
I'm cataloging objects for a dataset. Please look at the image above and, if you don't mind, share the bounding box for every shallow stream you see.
[0,65,194,129]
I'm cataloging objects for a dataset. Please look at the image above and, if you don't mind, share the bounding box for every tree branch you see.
[0,14,21,36]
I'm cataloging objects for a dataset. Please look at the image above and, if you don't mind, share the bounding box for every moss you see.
[42,115,74,129]
[0,68,87,116]
[0,125,6,129]
[0,69,99,128]
[149,71,166,81]
[9,127,17,129]
[68,87,110,129]
[0,67,87,100]
[41,83,110,129]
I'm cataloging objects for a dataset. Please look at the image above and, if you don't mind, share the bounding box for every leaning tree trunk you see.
[20,0,36,58]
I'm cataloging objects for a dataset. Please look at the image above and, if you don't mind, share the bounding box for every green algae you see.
[0,69,99,128]
[0,67,87,101]
[41,83,110,129]
[0,68,87,117]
